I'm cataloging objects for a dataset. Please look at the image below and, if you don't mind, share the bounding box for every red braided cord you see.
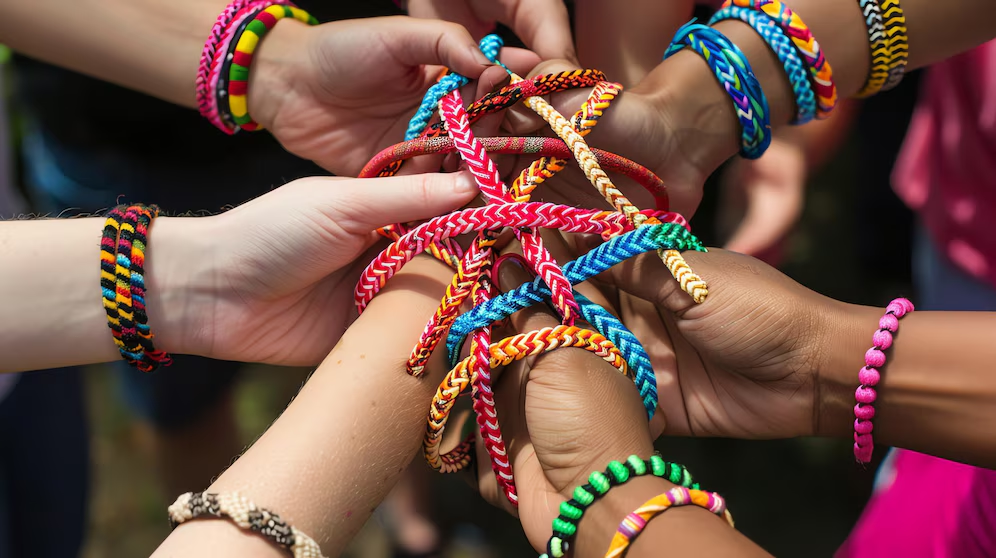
[359,136,669,210]
[354,203,689,312]
[424,326,629,474]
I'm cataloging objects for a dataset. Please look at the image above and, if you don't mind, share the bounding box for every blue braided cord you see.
[709,6,816,125]
[665,21,771,159]
[575,292,658,418]
[447,222,704,372]
[405,34,503,140]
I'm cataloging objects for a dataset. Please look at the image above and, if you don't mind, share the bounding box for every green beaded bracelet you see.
[539,454,699,558]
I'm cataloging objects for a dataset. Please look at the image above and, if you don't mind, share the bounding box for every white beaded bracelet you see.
[168,491,326,558]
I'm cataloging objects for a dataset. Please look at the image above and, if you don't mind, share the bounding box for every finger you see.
[325,172,477,234]
[379,17,494,79]
[473,0,577,63]
[724,176,804,259]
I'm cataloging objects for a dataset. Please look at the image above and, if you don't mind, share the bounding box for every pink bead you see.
[865,347,886,368]
[854,444,874,463]
[879,313,899,332]
[854,403,875,420]
[854,432,873,447]
[872,329,893,350]
[854,418,874,434]
[895,298,915,314]
[858,366,881,387]
[855,385,877,404]
[886,301,906,317]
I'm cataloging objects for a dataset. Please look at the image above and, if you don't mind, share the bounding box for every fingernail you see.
[472,48,493,66]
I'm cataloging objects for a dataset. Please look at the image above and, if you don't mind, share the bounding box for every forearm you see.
[574,0,694,87]
[0,216,205,373]
[0,0,229,107]
[638,0,996,172]
[151,258,452,557]
[820,305,996,469]
[571,476,769,557]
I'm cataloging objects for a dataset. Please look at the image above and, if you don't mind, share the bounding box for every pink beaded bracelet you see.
[853,297,914,463]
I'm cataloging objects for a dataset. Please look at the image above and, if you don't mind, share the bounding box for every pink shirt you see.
[893,41,996,287]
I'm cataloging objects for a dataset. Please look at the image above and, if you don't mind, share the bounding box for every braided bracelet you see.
[726,0,838,118]
[604,487,735,558]
[854,0,890,97]
[197,0,263,125]
[709,5,817,124]
[168,491,325,558]
[879,0,909,91]
[665,22,771,159]
[224,4,319,131]
[540,456,699,558]
[100,205,171,372]
[853,297,914,463]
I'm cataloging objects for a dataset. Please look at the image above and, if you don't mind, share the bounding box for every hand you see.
[406,0,577,63]
[151,172,477,366]
[471,261,659,549]
[594,246,852,440]
[718,136,806,265]
[247,16,542,176]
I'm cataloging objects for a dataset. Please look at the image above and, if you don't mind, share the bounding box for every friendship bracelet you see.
[854,0,890,97]
[226,4,319,131]
[726,0,838,118]
[540,456,699,558]
[709,5,817,124]
[100,205,170,372]
[203,2,277,133]
[853,297,914,463]
[604,487,735,558]
[168,491,325,558]
[879,0,909,91]
[665,22,771,159]
[197,0,259,122]
[424,325,630,475]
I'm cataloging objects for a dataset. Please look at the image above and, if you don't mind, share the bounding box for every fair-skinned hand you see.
[405,0,577,63]
[246,16,542,176]
[151,172,478,365]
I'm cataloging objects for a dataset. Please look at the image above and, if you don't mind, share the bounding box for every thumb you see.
[724,177,804,261]
[336,172,478,234]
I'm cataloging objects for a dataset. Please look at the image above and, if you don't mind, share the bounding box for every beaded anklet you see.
[853,297,914,463]
[100,204,170,372]
[540,455,699,558]
[604,487,735,558]
[168,491,325,558]
[665,22,771,159]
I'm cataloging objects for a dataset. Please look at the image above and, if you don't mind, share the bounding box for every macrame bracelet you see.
[665,22,771,159]
[725,0,838,118]
[709,5,817,124]
[225,4,319,131]
[853,298,914,463]
[100,205,171,372]
[879,0,909,91]
[202,1,277,133]
[539,456,699,558]
[854,0,890,97]
[604,487,735,558]
[168,491,325,558]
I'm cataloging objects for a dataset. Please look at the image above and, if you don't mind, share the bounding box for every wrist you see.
[246,17,312,130]
[144,216,221,358]
[571,475,675,558]
[814,302,883,439]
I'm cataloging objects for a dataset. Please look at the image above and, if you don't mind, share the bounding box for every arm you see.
[574,0,695,86]
[149,256,456,557]
[0,172,476,373]
[819,306,996,470]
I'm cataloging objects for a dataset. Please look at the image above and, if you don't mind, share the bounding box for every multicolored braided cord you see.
[603,487,735,558]
[855,0,890,97]
[709,5,817,124]
[879,0,909,91]
[665,21,771,159]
